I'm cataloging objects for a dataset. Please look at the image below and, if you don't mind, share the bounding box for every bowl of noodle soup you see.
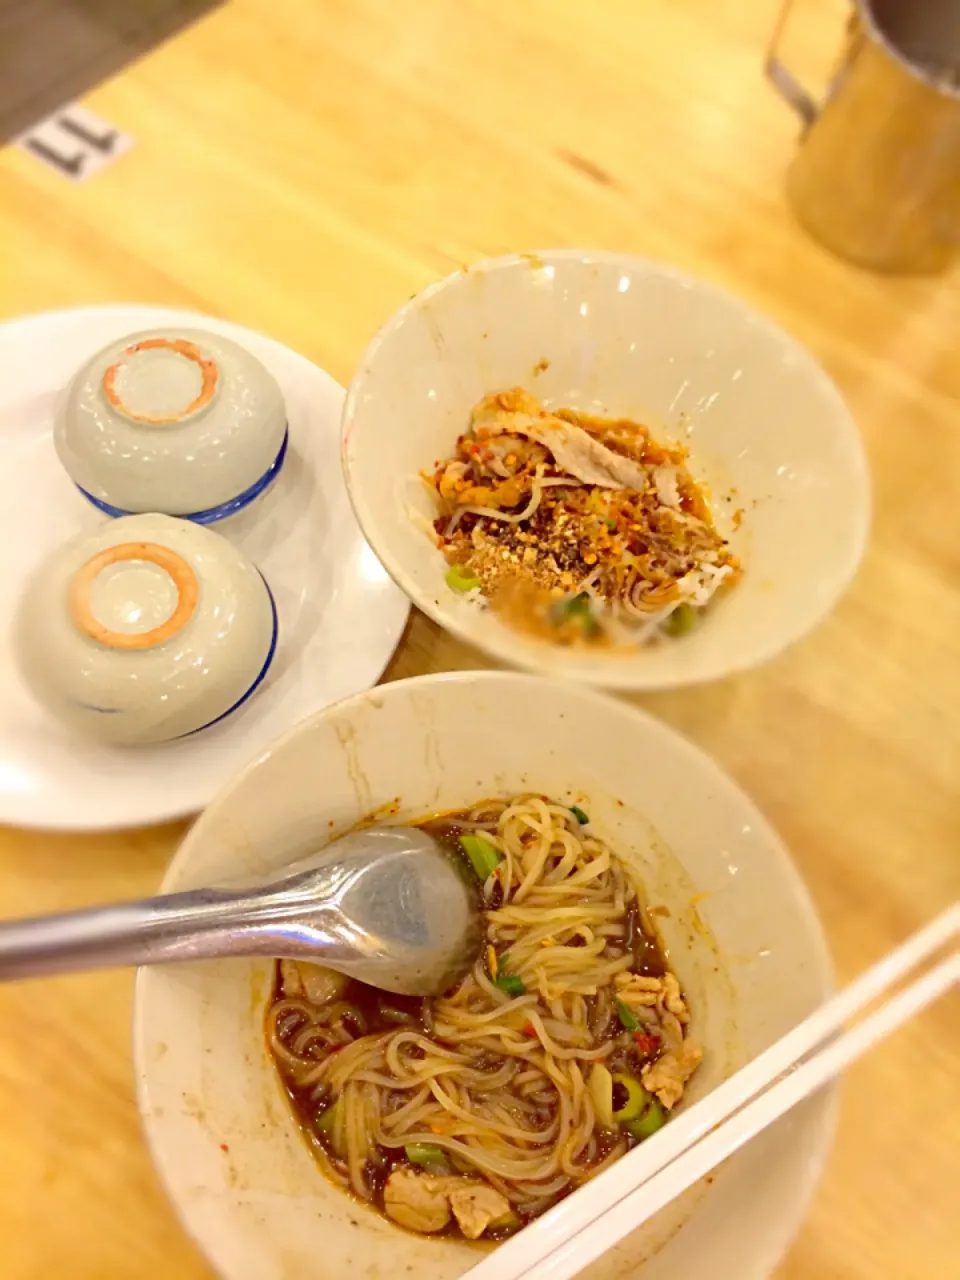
[135,671,834,1280]
[341,250,869,689]
[265,797,705,1240]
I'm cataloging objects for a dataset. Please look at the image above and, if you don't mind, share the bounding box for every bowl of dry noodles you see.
[135,670,835,1280]
[342,250,869,688]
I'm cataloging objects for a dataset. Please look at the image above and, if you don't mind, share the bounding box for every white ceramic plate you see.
[0,306,409,830]
[343,250,870,689]
[135,671,835,1280]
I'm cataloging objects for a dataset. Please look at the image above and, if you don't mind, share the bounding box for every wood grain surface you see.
[0,1,957,1277]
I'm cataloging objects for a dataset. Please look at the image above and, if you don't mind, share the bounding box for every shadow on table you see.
[0,0,223,144]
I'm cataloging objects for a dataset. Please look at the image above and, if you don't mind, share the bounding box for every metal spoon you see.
[0,827,482,996]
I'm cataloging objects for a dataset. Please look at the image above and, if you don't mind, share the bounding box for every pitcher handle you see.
[765,0,822,126]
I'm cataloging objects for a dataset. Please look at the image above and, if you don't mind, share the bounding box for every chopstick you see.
[462,904,960,1280]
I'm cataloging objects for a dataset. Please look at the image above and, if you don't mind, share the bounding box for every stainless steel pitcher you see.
[767,0,960,273]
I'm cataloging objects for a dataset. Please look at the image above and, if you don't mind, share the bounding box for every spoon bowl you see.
[0,826,483,997]
[262,826,484,994]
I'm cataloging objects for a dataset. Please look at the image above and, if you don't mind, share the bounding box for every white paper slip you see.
[17,103,134,181]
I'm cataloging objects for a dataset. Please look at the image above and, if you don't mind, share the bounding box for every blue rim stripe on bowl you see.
[76,427,289,525]
[180,575,279,737]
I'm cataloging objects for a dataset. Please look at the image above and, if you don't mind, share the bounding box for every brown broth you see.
[266,803,675,1239]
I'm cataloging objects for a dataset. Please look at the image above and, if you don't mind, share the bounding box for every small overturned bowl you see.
[55,328,288,523]
[16,513,278,744]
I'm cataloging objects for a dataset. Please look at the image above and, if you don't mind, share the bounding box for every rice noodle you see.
[459,475,579,526]
[266,798,702,1234]
[420,389,740,649]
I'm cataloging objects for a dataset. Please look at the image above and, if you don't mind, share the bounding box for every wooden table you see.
[1,1,957,1276]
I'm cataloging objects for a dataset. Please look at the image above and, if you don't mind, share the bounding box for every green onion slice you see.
[612,1074,648,1122]
[662,602,698,636]
[616,998,640,1031]
[459,833,501,880]
[446,564,482,592]
[625,1098,667,1140]
[494,974,525,996]
[405,1142,446,1166]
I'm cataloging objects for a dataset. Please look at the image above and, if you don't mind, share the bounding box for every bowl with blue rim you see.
[54,328,288,524]
[16,513,278,745]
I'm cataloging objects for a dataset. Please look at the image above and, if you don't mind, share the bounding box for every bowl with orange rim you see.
[15,514,278,744]
[54,328,288,524]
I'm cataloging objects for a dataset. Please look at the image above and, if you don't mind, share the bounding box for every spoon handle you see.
[0,888,316,980]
